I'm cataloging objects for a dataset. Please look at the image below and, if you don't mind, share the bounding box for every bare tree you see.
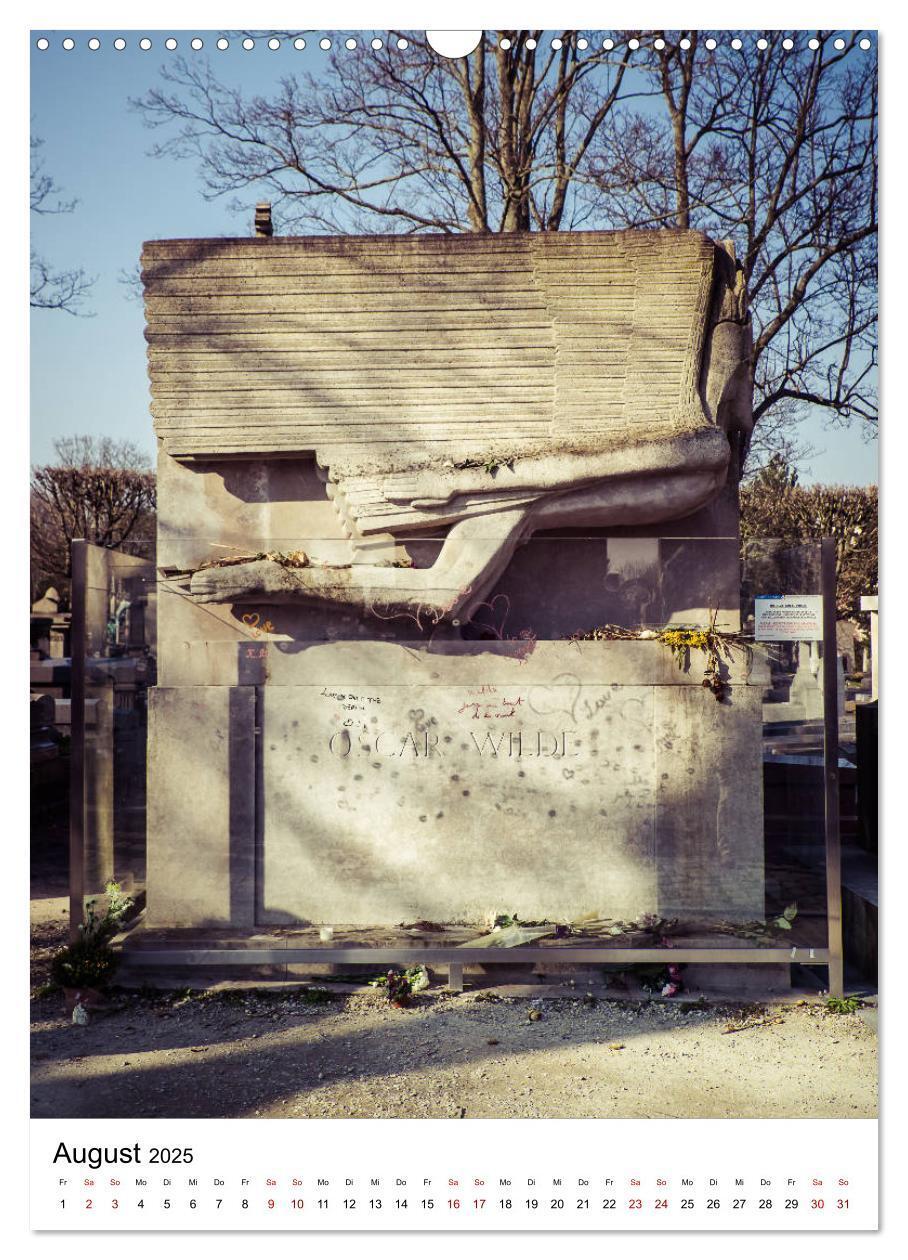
[31,436,156,601]
[588,31,877,467]
[30,137,95,315]
[131,30,876,467]
[132,32,637,234]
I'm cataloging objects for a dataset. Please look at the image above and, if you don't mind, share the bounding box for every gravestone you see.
[142,227,765,929]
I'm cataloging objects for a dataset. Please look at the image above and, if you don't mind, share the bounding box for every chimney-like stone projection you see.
[142,229,765,930]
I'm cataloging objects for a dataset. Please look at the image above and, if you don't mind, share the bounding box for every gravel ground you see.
[30,985,876,1121]
[31,896,877,1121]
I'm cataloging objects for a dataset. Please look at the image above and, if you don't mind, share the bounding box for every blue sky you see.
[29,31,878,485]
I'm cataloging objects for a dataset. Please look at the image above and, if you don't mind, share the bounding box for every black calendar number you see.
[759,1199,772,1209]
[526,1198,538,1209]
[577,1198,589,1209]
[343,1198,355,1209]
[370,1199,382,1209]
[786,1199,799,1209]
[241,1199,248,1209]
[708,1198,722,1209]
[551,1198,564,1209]
[421,1199,434,1209]
[681,1199,694,1209]
[395,1199,407,1209]
[602,1198,616,1209]
[499,1199,512,1209]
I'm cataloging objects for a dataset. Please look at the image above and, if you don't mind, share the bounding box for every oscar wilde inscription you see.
[258,677,656,923]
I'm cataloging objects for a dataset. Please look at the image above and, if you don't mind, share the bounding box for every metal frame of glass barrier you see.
[72,537,847,995]
[68,539,155,941]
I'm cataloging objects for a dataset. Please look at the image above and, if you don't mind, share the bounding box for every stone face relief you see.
[143,229,752,623]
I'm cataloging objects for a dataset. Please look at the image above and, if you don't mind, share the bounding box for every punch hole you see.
[88,38,100,51]
[243,38,255,50]
[36,37,49,50]
[268,38,281,50]
[426,31,480,57]
[294,38,306,50]
[165,38,178,50]
[217,38,229,50]
[191,38,204,50]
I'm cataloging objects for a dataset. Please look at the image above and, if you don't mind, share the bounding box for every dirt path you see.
[30,983,876,1121]
[31,894,876,1121]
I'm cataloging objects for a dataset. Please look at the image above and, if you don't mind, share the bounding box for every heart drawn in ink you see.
[242,612,260,629]
[469,592,511,640]
[527,672,582,723]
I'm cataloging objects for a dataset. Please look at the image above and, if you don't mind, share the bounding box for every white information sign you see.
[754,595,824,642]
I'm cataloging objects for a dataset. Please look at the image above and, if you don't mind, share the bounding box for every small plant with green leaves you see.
[825,996,860,1015]
[369,965,429,1006]
[49,881,134,994]
[773,903,799,931]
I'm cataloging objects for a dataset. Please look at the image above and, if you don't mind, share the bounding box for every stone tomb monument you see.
[143,228,765,930]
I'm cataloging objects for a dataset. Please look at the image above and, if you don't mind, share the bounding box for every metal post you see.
[822,539,845,997]
[68,540,87,942]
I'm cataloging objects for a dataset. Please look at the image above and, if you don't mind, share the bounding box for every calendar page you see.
[25,5,881,1243]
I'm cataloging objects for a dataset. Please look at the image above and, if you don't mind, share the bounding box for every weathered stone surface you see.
[146,687,256,927]
[144,230,752,622]
[142,227,763,939]
[654,685,764,919]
